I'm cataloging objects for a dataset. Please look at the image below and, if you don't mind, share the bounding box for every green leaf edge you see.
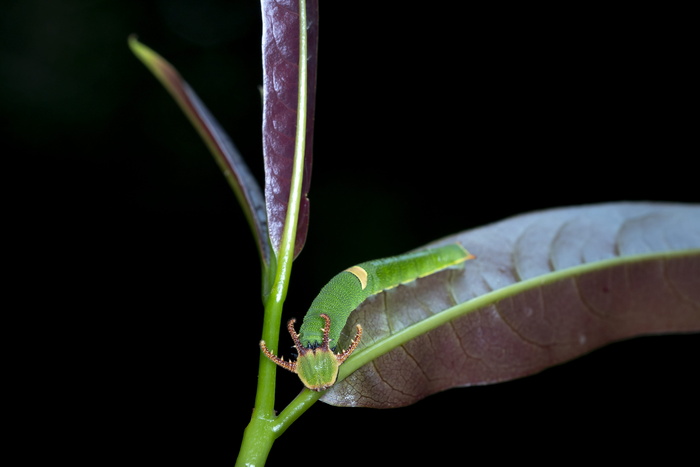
[127,35,272,270]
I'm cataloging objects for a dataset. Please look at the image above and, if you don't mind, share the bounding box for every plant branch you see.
[236,1,310,465]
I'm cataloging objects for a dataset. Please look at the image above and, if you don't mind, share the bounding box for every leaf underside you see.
[261,0,318,258]
[321,202,700,408]
[128,36,270,264]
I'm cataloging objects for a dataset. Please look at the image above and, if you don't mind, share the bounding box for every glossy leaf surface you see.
[322,202,700,407]
[262,0,318,258]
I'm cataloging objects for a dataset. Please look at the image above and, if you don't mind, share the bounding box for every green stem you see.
[236,1,310,465]
[234,390,320,467]
[273,389,322,435]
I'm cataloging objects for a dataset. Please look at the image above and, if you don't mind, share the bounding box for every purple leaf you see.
[322,202,700,407]
[129,36,270,264]
[261,0,318,258]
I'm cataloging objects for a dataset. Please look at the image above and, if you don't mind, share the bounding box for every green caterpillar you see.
[260,243,474,391]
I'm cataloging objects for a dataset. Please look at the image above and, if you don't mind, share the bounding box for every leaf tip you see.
[128,34,157,65]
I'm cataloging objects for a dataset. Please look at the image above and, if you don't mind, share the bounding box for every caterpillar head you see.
[260,313,362,391]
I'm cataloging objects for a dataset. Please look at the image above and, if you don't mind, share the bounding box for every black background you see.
[4,1,697,465]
